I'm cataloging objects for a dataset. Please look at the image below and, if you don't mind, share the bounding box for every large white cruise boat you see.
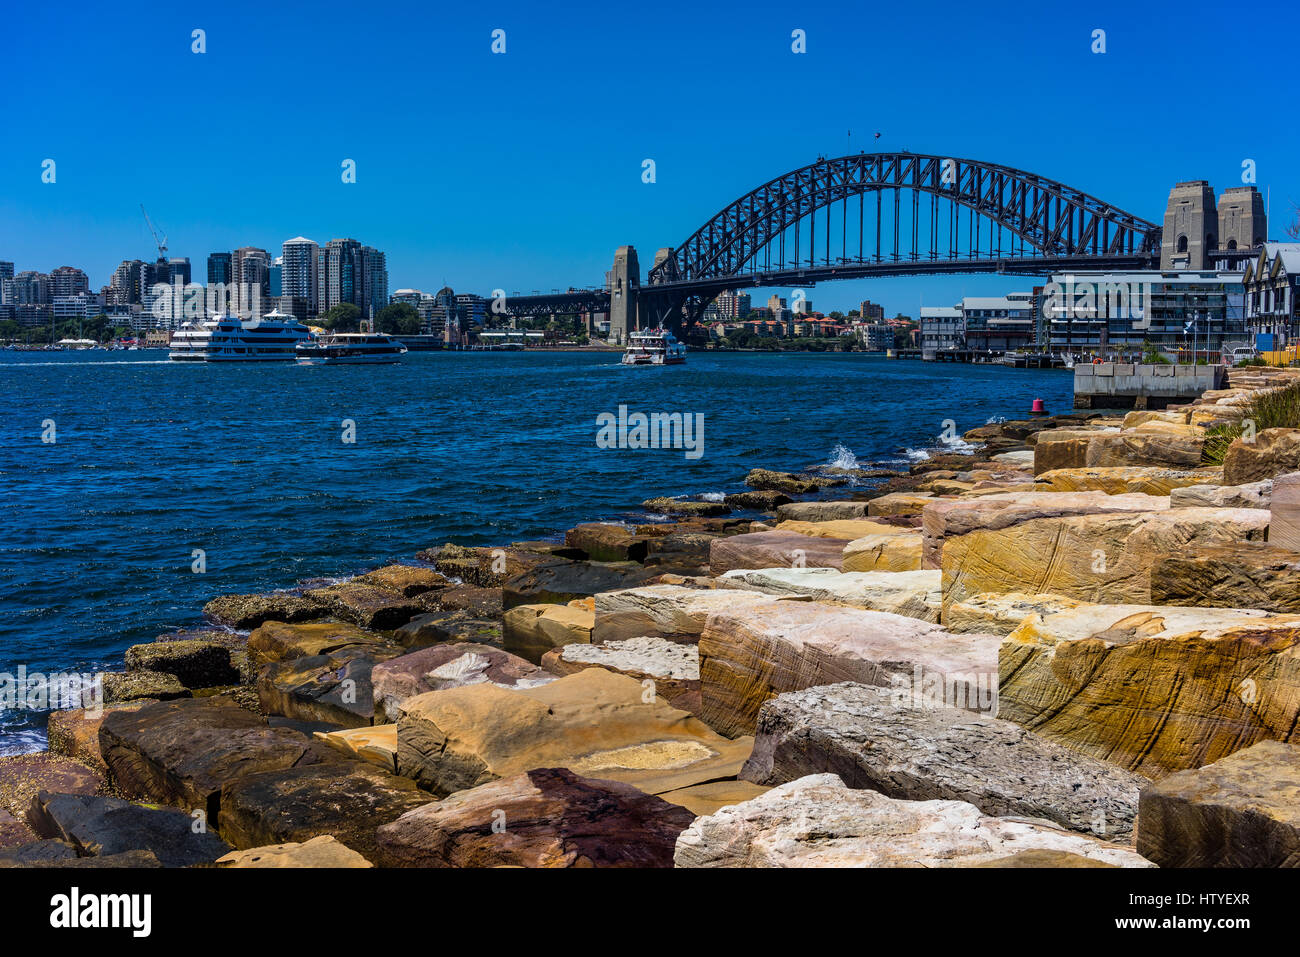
[168,310,312,362]
[295,330,408,364]
[621,328,687,365]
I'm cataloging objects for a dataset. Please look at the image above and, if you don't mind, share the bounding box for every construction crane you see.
[140,204,168,260]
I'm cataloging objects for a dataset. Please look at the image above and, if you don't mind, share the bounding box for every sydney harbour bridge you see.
[496,152,1164,339]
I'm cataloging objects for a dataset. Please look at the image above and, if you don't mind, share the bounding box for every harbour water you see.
[0,350,1072,749]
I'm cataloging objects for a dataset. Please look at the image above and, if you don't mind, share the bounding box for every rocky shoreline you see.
[5,366,1300,868]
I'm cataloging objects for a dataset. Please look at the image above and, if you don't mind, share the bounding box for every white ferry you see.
[621,328,686,366]
[169,309,312,362]
[295,328,408,365]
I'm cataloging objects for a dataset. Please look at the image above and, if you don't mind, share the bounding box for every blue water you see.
[0,350,1072,750]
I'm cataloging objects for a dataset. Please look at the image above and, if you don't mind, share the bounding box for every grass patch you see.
[1201,379,1300,465]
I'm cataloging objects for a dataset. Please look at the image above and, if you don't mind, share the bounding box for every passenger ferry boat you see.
[621,328,686,366]
[168,309,312,362]
[295,325,408,365]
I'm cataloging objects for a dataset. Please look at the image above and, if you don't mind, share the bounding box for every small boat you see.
[296,326,407,365]
[621,328,686,366]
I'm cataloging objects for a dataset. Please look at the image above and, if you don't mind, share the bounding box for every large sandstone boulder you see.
[1273,471,1300,551]
[99,697,325,813]
[218,760,434,867]
[920,491,1170,569]
[502,558,663,609]
[774,501,871,522]
[394,609,502,648]
[866,492,936,517]
[372,642,553,723]
[774,519,898,540]
[673,774,1152,868]
[397,669,753,797]
[998,604,1300,776]
[0,754,105,829]
[1224,428,1300,485]
[216,834,372,868]
[29,792,232,866]
[716,566,941,622]
[941,507,1270,619]
[744,469,844,494]
[502,602,594,663]
[709,530,849,575]
[47,704,148,778]
[1150,542,1300,613]
[1035,465,1223,495]
[302,581,424,630]
[1084,427,1206,470]
[564,523,652,562]
[314,725,399,773]
[698,598,999,738]
[351,564,449,596]
[1135,740,1300,867]
[124,639,240,688]
[723,490,792,511]
[202,592,327,629]
[377,767,697,868]
[740,683,1144,840]
[840,532,924,572]
[541,637,700,712]
[1032,429,1110,475]
[246,620,382,667]
[258,643,402,727]
[1170,480,1271,509]
[642,497,730,517]
[593,585,775,645]
[945,592,1087,635]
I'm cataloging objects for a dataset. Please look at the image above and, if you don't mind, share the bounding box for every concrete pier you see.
[1073,363,1226,409]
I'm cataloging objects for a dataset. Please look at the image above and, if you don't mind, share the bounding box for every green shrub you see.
[1201,379,1300,465]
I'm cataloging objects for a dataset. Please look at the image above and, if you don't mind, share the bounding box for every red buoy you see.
[1029,398,1048,416]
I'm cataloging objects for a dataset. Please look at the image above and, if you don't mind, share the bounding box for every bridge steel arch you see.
[647,153,1162,291]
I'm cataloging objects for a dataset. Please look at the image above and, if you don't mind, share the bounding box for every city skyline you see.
[3,0,1297,316]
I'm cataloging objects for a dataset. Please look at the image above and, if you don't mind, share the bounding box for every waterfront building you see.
[281,238,319,318]
[856,322,893,351]
[232,247,270,317]
[362,246,388,319]
[108,260,146,305]
[272,296,312,324]
[960,293,1035,351]
[1242,244,1300,349]
[859,299,885,321]
[793,297,814,315]
[714,289,751,319]
[4,270,51,305]
[919,306,963,355]
[318,238,362,316]
[207,252,233,287]
[455,293,485,327]
[1042,269,1246,358]
[49,266,89,298]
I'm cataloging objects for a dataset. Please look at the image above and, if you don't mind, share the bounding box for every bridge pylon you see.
[607,245,639,344]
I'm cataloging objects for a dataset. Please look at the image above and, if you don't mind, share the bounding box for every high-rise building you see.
[281,238,319,318]
[714,289,751,319]
[108,260,146,305]
[4,271,50,305]
[0,262,13,284]
[361,246,387,319]
[317,239,387,319]
[269,257,282,298]
[207,252,233,287]
[232,247,270,317]
[167,258,191,288]
[859,299,885,321]
[49,266,89,298]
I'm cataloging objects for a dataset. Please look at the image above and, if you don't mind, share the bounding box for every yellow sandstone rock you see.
[841,532,924,572]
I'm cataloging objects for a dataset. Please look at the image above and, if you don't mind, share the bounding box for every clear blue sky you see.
[2,0,1295,316]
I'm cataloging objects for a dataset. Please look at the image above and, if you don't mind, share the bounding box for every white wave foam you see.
[826,443,859,471]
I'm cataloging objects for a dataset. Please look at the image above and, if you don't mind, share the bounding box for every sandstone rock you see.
[246,620,382,667]
[202,592,327,629]
[564,523,652,562]
[102,670,189,703]
[258,643,402,728]
[723,490,792,511]
[1273,471,1300,551]
[1033,430,1105,475]
[921,490,1170,569]
[377,767,697,868]
[218,760,433,867]
[430,544,557,588]
[372,643,553,723]
[394,609,502,648]
[100,697,325,814]
[643,531,718,567]
[942,507,1269,617]
[699,598,999,738]
[840,532,924,572]
[593,585,775,645]
[745,468,844,494]
[717,566,941,622]
[302,581,424,630]
[672,774,1152,868]
[657,780,771,817]
[0,810,35,849]
[314,725,399,772]
[216,834,373,868]
[945,592,1087,635]
[998,604,1300,776]
[0,753,104,828]
[30,792,232,866]
[1150,543,1300,612]
[990,450,1035,468]
[741,683,1144,840]
[1135,740,1300,867]
[774,518,899,540]
[124,639,240,688]
[541,637,700,712]
[47,704,148,778]
[866,492,935,517]
[1035,465,1223,495]
[642,497,730,517]
[960,849,1118,867]
[352,564,449,596]
[1168,480,1271,508]
[1224,428,1300,485]
[502,602,594,663]
[502,558,662,609]
[774,501,871,522]
[1085,428,1206,470]
[397,669,753,797]
[710,529,849,575]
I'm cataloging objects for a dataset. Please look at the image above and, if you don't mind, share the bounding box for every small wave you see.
[899,448,931,462]
[826,443,859,471]
[938,435,979,455]
[985,414,1007,425]
[699,492,725,502]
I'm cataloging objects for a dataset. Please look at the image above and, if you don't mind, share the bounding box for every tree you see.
[376,302,422,335]
[323,303,362,331]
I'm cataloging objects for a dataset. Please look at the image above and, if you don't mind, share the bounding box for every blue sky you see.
[1,0,1296,315]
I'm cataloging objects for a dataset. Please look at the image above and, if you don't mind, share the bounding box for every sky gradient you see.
[2,0,1296,315]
